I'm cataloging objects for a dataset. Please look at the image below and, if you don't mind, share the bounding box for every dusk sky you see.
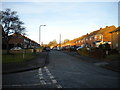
[1,1,118,44]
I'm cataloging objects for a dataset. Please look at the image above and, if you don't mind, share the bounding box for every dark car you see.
[42,47,50,52]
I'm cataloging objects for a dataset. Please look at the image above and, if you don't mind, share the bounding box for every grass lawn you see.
[106,53,120,61]
[2,53,37,63]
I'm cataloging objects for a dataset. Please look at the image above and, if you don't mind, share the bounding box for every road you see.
[2,50,119,88]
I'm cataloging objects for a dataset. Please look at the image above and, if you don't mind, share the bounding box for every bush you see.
[90,48,106,58]
[70,48,76,52]
[106,53,120,60]
[78,47,106,58]
[2,53,37,63]
[109,49,119,55]
[78,48,90,56]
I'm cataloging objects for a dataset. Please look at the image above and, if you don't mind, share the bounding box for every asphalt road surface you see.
[2,50,120,88]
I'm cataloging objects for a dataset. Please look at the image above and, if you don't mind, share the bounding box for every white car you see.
[76,46,83,50]
[10,47,22,50]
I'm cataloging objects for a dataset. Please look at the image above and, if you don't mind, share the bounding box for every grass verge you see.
[105,53,120,61]
[2,53,37,63]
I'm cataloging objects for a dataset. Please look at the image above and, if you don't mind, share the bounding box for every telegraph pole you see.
[59,34,61,48]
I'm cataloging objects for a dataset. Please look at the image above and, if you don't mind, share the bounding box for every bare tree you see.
[48,40,58,47]
[63,39,70,43]
[1,8,26,53]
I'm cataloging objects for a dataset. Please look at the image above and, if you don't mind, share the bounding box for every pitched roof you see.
[86,30,100,38]
[110,26,120,33]
[97,25,116,34]
[9,33,39,45]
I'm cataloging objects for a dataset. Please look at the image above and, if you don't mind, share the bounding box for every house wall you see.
[8,34,39,49]
[111,31,120,51]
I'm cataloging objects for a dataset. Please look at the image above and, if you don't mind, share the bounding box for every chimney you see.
[106,26,108,28]
[100,28,102,30]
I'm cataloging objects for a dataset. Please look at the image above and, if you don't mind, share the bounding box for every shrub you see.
[109,49,119,55]
[78,48,90,56]
[90,48,106,58]
[78,47,106,58]
[106,53,120,60]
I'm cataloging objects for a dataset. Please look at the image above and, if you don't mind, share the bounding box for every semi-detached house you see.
[110,26,120,52]
[8,33,40,49]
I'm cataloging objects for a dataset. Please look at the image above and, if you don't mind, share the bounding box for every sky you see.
[1,1,118,44]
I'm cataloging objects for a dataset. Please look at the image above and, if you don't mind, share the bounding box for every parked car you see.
[76,46,84,50]
[52,47,57,50]
[10,47,22,50]
[46,47,50,51]
[57,47,62,51]
[42,47,50,52]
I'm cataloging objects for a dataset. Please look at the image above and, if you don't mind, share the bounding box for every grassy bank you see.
[2,48,43,64]
[105,53,120,61]
[2,52,37,64]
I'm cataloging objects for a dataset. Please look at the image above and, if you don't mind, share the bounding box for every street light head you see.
[40,25,46,27]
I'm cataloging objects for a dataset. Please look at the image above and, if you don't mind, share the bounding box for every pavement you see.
[2,50,120,74]
[2,52,49,74]
[62,51,120,72]
[2,50,119,88]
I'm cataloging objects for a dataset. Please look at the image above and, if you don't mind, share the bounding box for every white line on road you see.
[52,80,57,84]
[38,68,46,85]
[40,80,46,85]
[56,84,62,88]
[43,66,62,88]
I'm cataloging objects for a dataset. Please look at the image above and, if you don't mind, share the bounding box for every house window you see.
[117,32,119,35]
[116,43,118,47]
[95,36,97,40]
[99,35,102,39]
[90,37,91,40]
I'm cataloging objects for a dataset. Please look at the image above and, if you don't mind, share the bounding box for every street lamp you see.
[39,25,46,46]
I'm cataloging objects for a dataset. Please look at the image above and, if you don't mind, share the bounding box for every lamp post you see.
[39,25,46,52]
[39,25,46,46]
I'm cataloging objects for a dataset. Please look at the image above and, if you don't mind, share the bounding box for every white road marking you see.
[40,80,46,85]
[48,73,52,76]
[50,76,54,79]
[52,80,57,84]
[43,66,62,88]
[56,84,62,88]
[38,68,46,85]
[39,76,44,80]
[4,67,62,88]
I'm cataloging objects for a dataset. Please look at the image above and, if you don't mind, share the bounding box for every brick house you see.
[110,26,120,52]
[83,25,116,47]
[84,30,100,47]
[61,25,117,48]
[74,35,88,47]
[9,33,40,49]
